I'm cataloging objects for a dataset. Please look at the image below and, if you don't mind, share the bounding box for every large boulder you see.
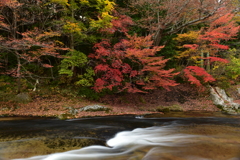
[13,92,32,103]
[210,86,240,114]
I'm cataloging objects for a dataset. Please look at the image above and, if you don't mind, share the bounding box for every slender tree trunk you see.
[70,1,76,78]
[13,10,21,93]
[206,52,210,72]
[70,0,74,50]
[16,54,21,93]
[200,50,204,68]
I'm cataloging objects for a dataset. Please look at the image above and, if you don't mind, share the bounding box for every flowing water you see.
[0,112,240,160]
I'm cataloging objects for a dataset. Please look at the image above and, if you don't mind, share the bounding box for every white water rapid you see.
[13,125,198,160]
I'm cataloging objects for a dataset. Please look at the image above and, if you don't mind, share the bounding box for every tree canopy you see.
[0,0,239,95]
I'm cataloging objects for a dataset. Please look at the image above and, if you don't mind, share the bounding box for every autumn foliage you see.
[198,13,240,51]
[128,0,235,46]
[100,11,134,34]
[0,0,239,96]
[183,66,215,87]
[182,13,240,54]
[177,13,240,87]
[89,34,179,93]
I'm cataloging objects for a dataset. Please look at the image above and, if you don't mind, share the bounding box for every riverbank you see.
[0,84,225,119]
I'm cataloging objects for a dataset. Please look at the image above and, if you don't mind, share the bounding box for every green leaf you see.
[59,50,88,77]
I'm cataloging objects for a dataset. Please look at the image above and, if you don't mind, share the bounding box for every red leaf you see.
[95,64,110,72]
[184,66,215,86]
[42,64,53,68]
[130,70,138,77]
[183,44,199,50]
[210,43,229,50]
[205,57,229,63]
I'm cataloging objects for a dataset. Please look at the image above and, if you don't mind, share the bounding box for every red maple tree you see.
[184,13,240,53]
[198,13,240,51]
[183,13,240,87]
[89,34,179,93]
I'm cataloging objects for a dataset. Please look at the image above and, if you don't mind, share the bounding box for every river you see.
[0,112,240,160]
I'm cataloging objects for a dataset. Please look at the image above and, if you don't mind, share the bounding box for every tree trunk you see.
[200,50,204,68]
[153,28,164,46]
[16,54,21,93]
[206,52,210,72]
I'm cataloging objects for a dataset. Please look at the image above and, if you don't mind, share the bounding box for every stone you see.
[79,105,111,112]
[67,107,79,115]
[210,86,240,114]
[13,92,32,103]
[0,107,10,111]
[57,113,75,120]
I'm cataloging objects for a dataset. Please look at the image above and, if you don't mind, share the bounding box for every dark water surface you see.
[0,112,240,160]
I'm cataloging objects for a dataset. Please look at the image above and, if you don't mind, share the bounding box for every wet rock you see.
[79,105,111,112]
[57,113,75,120]
[156,105,183,113]
[210,86,240,114]
[59,107,79,119]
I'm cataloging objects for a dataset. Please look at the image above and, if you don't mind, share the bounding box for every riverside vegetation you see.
[1,83,239,119]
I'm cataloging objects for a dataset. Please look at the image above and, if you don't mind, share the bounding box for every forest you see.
[0,0,240,102]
